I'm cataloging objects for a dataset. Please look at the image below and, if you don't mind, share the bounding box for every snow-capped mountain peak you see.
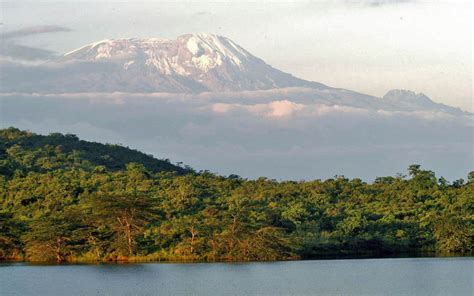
[58,33,325,92]
[63,34,256,76]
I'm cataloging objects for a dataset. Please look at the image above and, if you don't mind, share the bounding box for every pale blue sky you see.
[1,0,472,111]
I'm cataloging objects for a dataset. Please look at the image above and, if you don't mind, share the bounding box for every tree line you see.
[0,127,472,262]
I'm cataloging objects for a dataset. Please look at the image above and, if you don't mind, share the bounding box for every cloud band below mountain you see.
[1,92,471,181]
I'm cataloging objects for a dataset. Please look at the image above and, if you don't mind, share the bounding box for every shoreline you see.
[2,253,472,265]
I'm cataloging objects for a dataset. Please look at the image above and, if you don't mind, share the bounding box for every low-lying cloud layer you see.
[1,92,472,181]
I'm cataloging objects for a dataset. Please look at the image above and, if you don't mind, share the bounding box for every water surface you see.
[1,257,472,296]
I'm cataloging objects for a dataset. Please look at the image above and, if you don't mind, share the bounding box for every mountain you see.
[2,33,325,93]
[381,89,466,115]
[0,33,468,116]
[0,127,190,176]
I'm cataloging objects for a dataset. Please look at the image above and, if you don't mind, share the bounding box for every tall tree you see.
[0,212,24,260]
[83,193,160,256]
[22,211,84,262]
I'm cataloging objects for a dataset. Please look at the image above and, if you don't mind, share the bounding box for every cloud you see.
[211,103,238,113]
[208,99,466,123]
[0,25,71,40]
[211,100,304,117]
[0,25,71,61]
[265,100,305,117]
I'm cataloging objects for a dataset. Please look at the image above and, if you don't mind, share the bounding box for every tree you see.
[22,212,84,262]
[408,165,437,189]
[0,212,24,260]
[83,193,160,256]
[434,215,473,253]
[467,171,474,184]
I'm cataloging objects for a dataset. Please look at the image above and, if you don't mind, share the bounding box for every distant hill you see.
[0,127,190,176]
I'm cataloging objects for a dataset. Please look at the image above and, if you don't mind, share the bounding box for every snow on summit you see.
[64,34,248,74]
[56,33,325,92]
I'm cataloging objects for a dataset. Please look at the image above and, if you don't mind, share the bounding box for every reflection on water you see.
[1,257,473,296]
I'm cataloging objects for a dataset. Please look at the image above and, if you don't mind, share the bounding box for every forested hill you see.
[0,127,190,176]
[0,127,472,262]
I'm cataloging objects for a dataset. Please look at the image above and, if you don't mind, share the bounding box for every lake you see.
[1,257,472,296]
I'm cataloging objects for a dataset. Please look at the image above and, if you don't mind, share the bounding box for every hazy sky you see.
[1,0,472,111]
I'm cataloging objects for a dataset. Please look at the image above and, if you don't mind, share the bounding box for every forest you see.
[0,127,472,262]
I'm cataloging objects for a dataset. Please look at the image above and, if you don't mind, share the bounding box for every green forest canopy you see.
[0,127,472,262]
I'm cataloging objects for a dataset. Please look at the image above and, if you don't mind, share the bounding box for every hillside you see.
[0,127,190,176]
[0,128,472,262]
